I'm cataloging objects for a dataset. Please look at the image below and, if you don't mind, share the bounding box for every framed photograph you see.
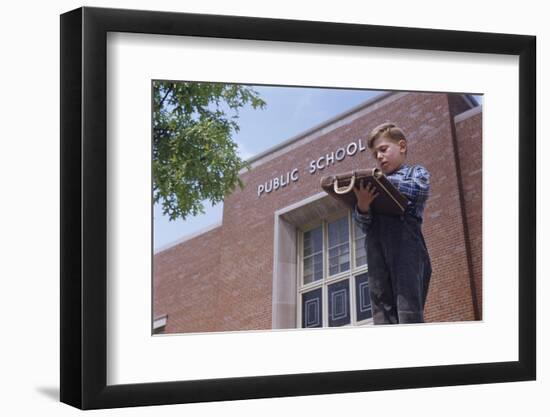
[151,84,483,333]
[60,6,536,410]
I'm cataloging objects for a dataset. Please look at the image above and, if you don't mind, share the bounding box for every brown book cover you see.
[320,168,409,216]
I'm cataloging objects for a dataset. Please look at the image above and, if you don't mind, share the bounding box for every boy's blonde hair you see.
[367,122,407,150]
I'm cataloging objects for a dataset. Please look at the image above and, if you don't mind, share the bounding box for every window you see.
[303,226,323,284]
[153,314,167,334]
[298,210,372,328]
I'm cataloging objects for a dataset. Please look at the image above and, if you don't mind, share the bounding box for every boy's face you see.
[371,136,407,174]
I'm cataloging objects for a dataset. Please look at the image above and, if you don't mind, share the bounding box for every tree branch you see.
[158,86,172,109]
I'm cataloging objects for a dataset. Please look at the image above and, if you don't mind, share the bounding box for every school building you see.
[153,91,483,334]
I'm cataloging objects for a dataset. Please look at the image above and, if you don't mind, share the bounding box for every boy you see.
[353,122,432,324]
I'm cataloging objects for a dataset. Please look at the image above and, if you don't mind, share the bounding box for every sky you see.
[153,85,386,251]
[153,86,482,251]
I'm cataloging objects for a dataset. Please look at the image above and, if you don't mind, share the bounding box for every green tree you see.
[153,81,266,221]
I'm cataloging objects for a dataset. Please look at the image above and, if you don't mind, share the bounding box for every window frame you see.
[296,209,372,328]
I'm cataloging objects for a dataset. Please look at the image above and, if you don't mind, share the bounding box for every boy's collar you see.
[388,163,409,174]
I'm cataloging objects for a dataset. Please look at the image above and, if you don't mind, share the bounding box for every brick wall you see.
[454,108,483,319]
[153,92,482,332]
[153,226,222,333]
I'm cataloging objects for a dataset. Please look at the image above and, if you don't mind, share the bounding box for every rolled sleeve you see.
[353,203,373,233]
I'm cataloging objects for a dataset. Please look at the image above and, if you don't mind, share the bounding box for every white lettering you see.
[258,169,299,198]
[259,138,369,197]
[265,179,273,193]
[316,156,325,170]
[281,172,289,187]
[346,142,358,156]
[309,160,317,174]
[326,152,335,165]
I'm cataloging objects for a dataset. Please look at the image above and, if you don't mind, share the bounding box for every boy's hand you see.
[353,181,379,213]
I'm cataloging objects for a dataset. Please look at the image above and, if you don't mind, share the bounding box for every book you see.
[320,168,408,216]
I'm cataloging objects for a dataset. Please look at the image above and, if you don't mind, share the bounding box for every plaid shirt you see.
[354,164,431,229]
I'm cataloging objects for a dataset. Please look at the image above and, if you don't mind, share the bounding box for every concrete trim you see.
[241,92,407,173]
[271,214,298,329]
[153,314,167,329]
[274,191,328,218]
[271,191,341,329]
[455,105,483,124]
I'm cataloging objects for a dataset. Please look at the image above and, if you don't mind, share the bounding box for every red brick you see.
[154,92,482,332]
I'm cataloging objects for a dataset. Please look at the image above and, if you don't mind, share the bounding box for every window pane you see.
[355,245,367,267]
[354,222,367,267]
[354,220,365,239]
[303,226,323,284]
[328,243,350,275]
[313,253,323,281]
[304,253,324,284]
[328,217,350,276]
[304,226,322,257]
[328,217,349,247]
[328,279,350,326]
[355,273,372,321]
[302,288,323,328]
[303,257,313,284]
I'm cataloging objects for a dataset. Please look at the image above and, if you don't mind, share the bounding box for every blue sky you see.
[154,86,482,251]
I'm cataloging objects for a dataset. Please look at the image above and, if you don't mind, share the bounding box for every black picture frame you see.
[60,6,536,410]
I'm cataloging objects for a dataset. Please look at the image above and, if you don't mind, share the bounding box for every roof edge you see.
[154,221,223,255]
[455,105,483,123]
[245,91,396,166]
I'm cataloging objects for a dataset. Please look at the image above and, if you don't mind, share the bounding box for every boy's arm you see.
[389,165,431,206]
[353,204,373,233]
[352,180,377,232]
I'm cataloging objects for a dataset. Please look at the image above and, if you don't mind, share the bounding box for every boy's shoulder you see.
[396,164,430,176]
[412,164,430,174]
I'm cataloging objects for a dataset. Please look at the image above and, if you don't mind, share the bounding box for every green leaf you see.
[152,81,266,221]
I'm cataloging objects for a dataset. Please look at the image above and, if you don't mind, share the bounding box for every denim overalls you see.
[365,213,432,324]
